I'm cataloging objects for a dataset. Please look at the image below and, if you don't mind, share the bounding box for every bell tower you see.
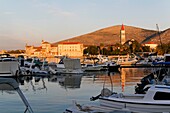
[120,24,126,45]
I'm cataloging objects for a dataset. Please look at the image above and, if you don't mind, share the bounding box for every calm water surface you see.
[0,68,152,113]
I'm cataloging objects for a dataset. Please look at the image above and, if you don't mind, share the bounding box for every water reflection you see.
[0,77,34,113]
[31,77,47,91]
[56,74,82,89]
[0,68,154,113]
[17,74,83,90]
[121,69,126,92]
[82,68,152,93]
[16,68,152,93]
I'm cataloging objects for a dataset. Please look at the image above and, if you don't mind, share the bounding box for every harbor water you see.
[0,68,152,113]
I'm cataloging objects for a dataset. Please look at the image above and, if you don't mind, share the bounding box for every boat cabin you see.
[148,85,170,100]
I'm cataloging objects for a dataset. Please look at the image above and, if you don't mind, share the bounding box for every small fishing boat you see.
[98,85,170,112]
[65,84,170,113]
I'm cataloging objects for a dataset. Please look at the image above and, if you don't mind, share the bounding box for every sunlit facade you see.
[25,40,83,57]
[58,42,83,57]
[144,42,158,51]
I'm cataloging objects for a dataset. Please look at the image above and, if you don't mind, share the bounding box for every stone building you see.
[144,41,158,51]
[57,42,83,57]
[25,40,83,57]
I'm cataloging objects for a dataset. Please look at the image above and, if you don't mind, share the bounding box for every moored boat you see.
[0,54,19,77]
[81,64,103,71]
[107,62,120,72]
[49,58,84,74]
[99,85,170,112]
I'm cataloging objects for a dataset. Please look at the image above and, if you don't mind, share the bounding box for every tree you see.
[156,42,170,55]
[99,43,104,55]
[83,46,98,55]
[142,46,150,52]
[5,50,25,54]
[102,48,109,55]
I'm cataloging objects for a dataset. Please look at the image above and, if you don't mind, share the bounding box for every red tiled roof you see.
[121,24,125,30]
[25,46,31,47]
[146,42,155,44]
[42,41,50,44]
[34,50,41,52]
[51,45,57,47]
[59,42,81,44]
[33,46,42,49]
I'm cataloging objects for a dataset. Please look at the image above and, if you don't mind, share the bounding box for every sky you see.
[0,0,170,50]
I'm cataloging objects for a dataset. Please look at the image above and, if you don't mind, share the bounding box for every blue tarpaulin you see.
[152,62,170,65]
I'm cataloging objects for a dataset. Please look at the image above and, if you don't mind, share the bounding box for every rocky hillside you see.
[144,28,170,44]
[53,25,170,46]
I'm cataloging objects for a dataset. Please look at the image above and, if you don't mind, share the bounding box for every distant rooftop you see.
[121,24,125,30]
[42,41,50,44]
[145,41,156,44]
[59,42,81,44]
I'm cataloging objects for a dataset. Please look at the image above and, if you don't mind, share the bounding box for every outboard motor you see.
[135,73,154,94]
[135,68,168,94]
[20,58,24,67]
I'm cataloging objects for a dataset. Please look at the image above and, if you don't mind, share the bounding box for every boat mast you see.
[156,24,164,54]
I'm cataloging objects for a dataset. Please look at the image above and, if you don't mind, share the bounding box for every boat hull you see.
[99,98,170,112]
[108,65,120,72]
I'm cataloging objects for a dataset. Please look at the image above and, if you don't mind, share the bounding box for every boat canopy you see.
[152,62,170,65]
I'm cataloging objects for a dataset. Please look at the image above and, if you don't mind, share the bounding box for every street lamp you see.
[129,39,135,54]
[129,41,133,54]
[117,47,120,55]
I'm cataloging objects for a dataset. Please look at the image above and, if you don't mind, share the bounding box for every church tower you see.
[120,24,126,45]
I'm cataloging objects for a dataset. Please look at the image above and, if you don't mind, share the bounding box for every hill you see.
[144,28,170,45]
[53,25,170,46]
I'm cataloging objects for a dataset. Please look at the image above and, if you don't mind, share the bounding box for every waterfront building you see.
[120,24,126,45]
[57,42,83,57]
[25,40,83,58]
[144,41,158,51]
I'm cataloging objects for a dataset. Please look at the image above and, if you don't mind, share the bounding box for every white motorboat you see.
[81,64,103,71]
[0,54,19,77]
[49,58,84,74]
[19,57,49,76]
[116,54,138,66]
[99,85,170,112]
[117,58,137,66]
[65,85,170,113]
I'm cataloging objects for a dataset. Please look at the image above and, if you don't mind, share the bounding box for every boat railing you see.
[0,78,34,113]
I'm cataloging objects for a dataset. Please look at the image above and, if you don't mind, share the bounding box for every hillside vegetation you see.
[53,25,170,46]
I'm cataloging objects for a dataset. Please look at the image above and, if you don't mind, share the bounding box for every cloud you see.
[3,11,15,15]
[47,7,74,17]
[34,2,75,17]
